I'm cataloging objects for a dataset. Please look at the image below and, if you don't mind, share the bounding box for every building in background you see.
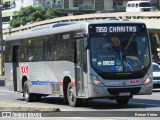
[1,0,158,29]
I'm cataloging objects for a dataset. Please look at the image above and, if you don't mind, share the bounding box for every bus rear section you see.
[87,22,153,104]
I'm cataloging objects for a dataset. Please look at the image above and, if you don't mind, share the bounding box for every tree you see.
[155,0,160,10]
[45,8,64,19]
[9,6,65,28]
[9,18,21,28]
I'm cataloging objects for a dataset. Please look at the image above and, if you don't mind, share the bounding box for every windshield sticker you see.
[92,58,97,62]
[116,60,121,65]
[103,61,114,66]
[97,61,102,66]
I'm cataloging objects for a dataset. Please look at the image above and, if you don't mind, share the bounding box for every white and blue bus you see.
[5,19,153,107]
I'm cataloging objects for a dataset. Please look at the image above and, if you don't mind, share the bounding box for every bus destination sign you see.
[89,24,145,34]
[96,26,137,33]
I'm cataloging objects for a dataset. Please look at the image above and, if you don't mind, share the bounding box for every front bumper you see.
[87,82,152,99]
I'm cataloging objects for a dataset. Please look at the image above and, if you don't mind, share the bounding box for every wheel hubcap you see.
[24,86,29,99]
[69,87,74,102]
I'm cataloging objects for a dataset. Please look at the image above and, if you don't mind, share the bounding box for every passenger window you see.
[34,38,44,61]
[47,35,58,61]
[25,39,35,62]
[131,3,135,7]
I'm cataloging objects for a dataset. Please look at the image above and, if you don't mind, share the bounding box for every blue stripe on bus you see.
[31,81,59,86]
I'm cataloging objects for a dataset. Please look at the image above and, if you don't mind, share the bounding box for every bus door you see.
[75,38,85,97]
[13,45,19,91]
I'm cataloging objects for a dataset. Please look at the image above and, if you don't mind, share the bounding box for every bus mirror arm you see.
[84,38,89,49]
[84,34,89,49]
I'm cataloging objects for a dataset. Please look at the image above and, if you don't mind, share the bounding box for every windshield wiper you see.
[122,33,136,72]
[124,33,136,51]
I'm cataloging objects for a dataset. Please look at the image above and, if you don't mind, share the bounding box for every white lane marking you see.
[0,93,5,95]
[97,99,160,107]
[129,101,160,107]
[0,90,14,93]
[153,93,160,96]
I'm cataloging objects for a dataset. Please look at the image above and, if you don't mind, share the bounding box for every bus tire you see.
[116,98,129,105]
[67,82,81,107]
[23,81,34,102]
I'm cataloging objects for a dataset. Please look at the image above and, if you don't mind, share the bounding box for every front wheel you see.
[23,81,34,102]
[67,82,81,107]
[116,98,129,105]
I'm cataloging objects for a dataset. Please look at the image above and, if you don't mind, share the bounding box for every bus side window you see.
[64,33,74,62]
[19,53,25,61]
[25,39,35,62]
[59,34,65,60]
[34,38,44,61]
[47,35,57,61]
[5,41,12,62]
[19,40,27,62]
[127,3,131,7]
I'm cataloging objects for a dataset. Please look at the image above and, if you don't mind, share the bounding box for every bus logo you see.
[20,65,28,76]
[130,80,139,85]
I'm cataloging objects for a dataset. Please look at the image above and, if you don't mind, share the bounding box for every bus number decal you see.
[130,80,139,85]
[20,65,28,76]
[96,27,108,33]
[95,26,137,33]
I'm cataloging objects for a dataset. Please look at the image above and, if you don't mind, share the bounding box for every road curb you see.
[0,106,60,112]
[0,100,60,112]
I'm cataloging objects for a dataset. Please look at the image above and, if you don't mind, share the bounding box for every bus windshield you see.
[90,35,150,73]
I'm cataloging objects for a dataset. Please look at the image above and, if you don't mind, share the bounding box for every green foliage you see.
[155,0,160,10]
[9,6,65,28]
[9,18,21,28]
[45,8,64,19]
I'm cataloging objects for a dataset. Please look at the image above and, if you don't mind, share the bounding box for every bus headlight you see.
[144,77,152,85]
[91,75,104,86]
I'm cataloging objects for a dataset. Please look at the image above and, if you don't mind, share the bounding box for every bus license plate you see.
[119,92,130,96]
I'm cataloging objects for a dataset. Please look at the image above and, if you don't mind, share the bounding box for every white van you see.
[126,1,153,12]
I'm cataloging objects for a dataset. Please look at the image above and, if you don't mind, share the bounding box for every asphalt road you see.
[0,85,160,118]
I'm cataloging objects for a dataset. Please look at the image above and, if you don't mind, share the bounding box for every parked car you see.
[126,1,153,12]
[152,62,160,88]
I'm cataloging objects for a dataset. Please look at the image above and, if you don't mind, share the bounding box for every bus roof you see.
[5,19,145,41]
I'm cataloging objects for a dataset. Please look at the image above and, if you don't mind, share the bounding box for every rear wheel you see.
[116,98,129,105]
[23,81,34,102]
[67,82,81,107]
